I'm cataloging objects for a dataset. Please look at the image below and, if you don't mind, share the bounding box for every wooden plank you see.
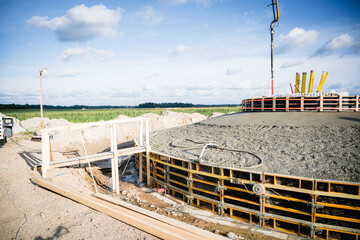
[285,96,289,112]
[339,95,343,112]
[34,178,222,240]
[94,193,228,240]
[41,130,50,177]
[48,147,146,168]
[355,95,359,112]
[272,98,276,112]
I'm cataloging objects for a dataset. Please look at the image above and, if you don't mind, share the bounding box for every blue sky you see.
[0,0,359,106]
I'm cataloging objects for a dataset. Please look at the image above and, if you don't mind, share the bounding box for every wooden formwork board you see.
[34,178,227,240]
[135,152,360,240]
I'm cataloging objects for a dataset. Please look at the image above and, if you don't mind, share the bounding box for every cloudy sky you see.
[0,0,359,106]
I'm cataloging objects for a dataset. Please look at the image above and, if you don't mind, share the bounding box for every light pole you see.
[39,68,48,129]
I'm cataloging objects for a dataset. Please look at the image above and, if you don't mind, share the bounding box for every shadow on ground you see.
[35,226,70,240]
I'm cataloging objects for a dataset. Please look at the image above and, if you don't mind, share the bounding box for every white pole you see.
[113,124,120,195]
[110,124,116,192]
[145,119,150,186]
[39,71,44,129]
[139,119,144,183]
[41,130,50,177]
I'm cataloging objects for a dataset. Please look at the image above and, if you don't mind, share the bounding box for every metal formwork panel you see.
[135,152,360,239]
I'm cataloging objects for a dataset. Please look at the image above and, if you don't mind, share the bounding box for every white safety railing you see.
[41,117,150,195]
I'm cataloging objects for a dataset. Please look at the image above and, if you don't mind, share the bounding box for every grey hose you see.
[170,138,263,169]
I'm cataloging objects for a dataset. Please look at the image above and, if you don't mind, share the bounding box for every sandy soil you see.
[0,136,158,240]
[149,112,360,182]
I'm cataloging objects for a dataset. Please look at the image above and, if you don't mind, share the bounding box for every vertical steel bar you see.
[295,72,300,93]
[308,70,315,93]
[301,72,307,94]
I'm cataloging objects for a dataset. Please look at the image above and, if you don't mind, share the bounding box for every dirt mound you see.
[33,110,208,155]
[21,117,50,132]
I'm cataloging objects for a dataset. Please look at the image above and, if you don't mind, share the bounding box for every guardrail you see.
[242,95,359,112]
[41,117,150,195]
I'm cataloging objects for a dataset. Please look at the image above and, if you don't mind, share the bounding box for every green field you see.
[1,107,242,123]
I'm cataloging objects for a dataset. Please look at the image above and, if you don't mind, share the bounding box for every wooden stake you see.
[113,124,120,195]
[110,124,115,192]
[139,119,143,183]
[41,130,50,177]
[146,119,150,186]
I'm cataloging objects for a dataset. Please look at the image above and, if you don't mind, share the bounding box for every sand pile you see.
[149,112,360,183]
[11,111,208,155]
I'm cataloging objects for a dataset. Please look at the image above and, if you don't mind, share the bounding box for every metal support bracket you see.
[186,177,193,187]
[217,204,227,216]
[230,178,242,184]
[215,181,227,193]
[185,195,194,205]
[308,200,324,209]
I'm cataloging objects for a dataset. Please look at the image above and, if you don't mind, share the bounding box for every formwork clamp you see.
[258,214,269,222]
[309,225,323,237]
[217,204,228,216]
[185,177,193,187]
[215,181,227,193]
[230,177,242,185]
[185,194,194,205]
[307,200,324,209]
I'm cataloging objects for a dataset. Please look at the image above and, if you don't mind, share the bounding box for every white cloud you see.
[313,34,359,56]
[144,73,160,80]
[59,47,88,61]
[167,45,195,57]
[277,27,319,54]
[226,65,242,75]
[140,31,164,38]
[135,6,162,25]
[93,48,115,61]
[279,60,303,69]
[27,4,122,41]
[159,0,218,7]
[56,71,79,78]
[58,47,114,61]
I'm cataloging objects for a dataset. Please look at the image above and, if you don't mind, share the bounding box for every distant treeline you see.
[0,104,130,110]
[0,102,239,110]
[137,102,238,108]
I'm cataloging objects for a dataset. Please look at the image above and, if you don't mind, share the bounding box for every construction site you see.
[1,1,360,240]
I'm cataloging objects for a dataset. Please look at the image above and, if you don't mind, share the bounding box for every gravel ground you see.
[149,112,360,183]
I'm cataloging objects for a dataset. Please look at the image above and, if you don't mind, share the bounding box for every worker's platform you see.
[242,94,359,112]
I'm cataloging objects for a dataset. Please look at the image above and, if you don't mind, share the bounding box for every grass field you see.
[1,107,242,123]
